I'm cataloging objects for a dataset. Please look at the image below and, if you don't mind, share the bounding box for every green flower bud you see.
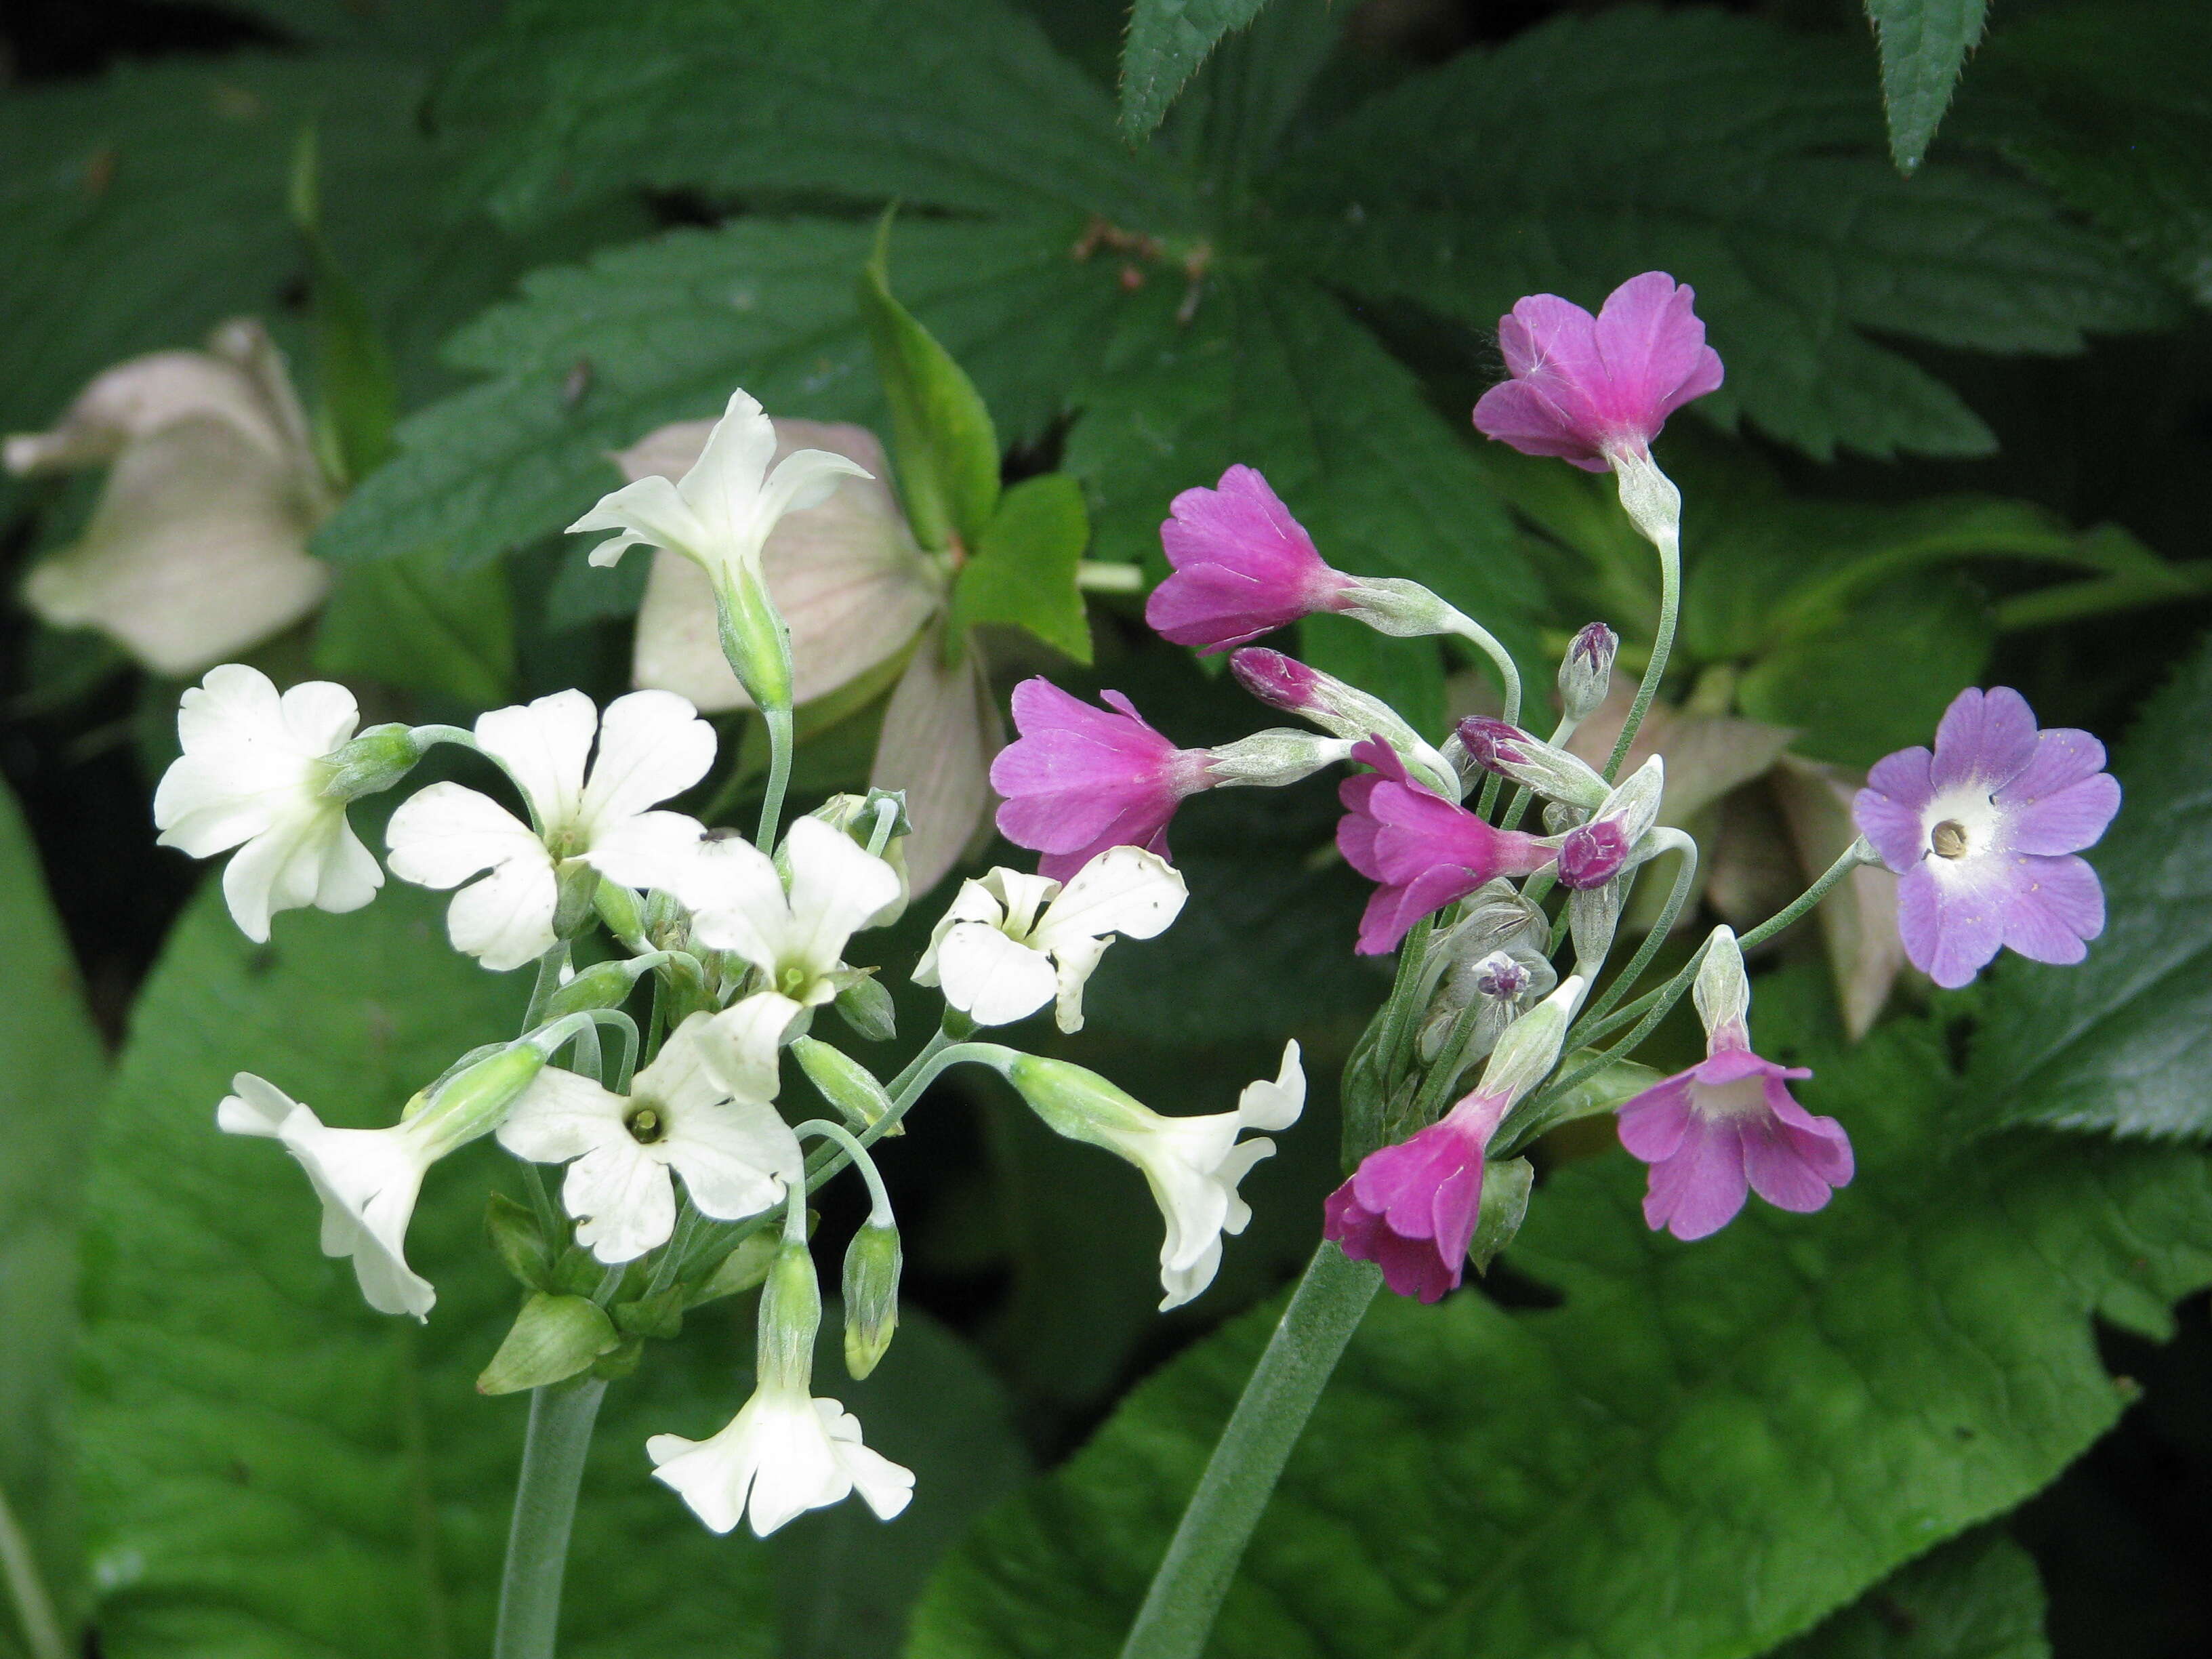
[792,1036,897,1133]
[833,973,898,1044]
[595,878,647,945]
[541,958,651,1020]
[1475,976,1584,1108]
[320,723,424,801]
[842,1221,903,1379]
[476,1292,618,1395]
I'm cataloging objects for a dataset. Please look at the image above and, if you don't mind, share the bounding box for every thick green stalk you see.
[1118,1244,1382,1659]
[492,1376,607,1659]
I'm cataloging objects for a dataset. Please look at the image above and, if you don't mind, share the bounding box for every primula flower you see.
[497,1007,802,1263]
[386,690,713,971]
[1147,465,1353,651]
[1337,739,1557,954]
[913,846,1187,1032]
[677,815,904,1010]
[153,664,384,942]
[1616,928,1853,1240]
[1471,272,1723,472]
[992,678,1220,882]
[7,319,332,676]
[1851,686,2120,989]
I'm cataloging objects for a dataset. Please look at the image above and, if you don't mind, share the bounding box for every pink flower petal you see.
[1617,1073,1696,1162]
[1643,1118,1749,1241]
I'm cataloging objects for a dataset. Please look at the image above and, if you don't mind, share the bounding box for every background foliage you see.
[2,1,2209,1656]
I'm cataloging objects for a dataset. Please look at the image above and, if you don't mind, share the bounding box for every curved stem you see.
[1447,615,1523,733]
[1575,832,1699,1031]
[793,1119,895,1225]
[1118,1244,1381,1659]
[1602,523,1679,783]
[492,1376,607,1659]
[756,705,796,850]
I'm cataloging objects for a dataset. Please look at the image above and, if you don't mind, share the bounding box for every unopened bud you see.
[841,1221,902,1379]
[476,1292,619,1394]
[812,790,911,924]
[1475,975,1584,1106]
[792,1036,898,1133]
[1454,717,1608,811]
[1558,623,1618,722]
[1557,754,1664,890]
[321,724,424,800]
[1229,649,1452,792]
[1203,729,1358,790]
[833,973,898,1043]
[594,878,647,945]
[755,1240,823,1394]
[541,957,652,1020]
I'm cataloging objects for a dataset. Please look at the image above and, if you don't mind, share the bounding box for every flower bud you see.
[756,1240,823,1394]
[1692,925,1750,1046]
[540,957,653,1020]
[792,1036,898,1133]
[1557,755,1664,890]
[1453,717,1609,811]
[841,1221,903,1379]
[1229,648,1453,792]
[594,879,647,946]
[1557,623,1618,722]
[476,1292,619,1395]
[1202,729,1359,790]
[1474,975,1584,1106]
[321,724,425,801]
[833,973,898,1043]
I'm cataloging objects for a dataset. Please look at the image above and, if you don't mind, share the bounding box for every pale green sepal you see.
[757,1241,824,1395]
[716,561,796,712]
[319,724,424,801]
[792,1037,898,1134]
[476,1292,619,1395]
[1493,1050,1669,1158]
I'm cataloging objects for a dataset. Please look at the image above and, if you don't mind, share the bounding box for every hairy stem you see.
[1602,520,1679,783]
[492,1376,607,1659]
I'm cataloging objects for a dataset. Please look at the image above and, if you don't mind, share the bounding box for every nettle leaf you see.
[950,475,1093,663]
[1966,634,2212,1139]
[1776,1527,2049,1659]
[1119,0,1276,141]
[907,990,2212,1659]
[1863,0,1990,174]
[314,546,518,707]
[0,779,107,1646]
[73,885,777,1657]
[1269,7,2175,462]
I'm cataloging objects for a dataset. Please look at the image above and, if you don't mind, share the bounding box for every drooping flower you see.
[1471,272,1723,473]
[991,678,1220,881]
[1851,686,2120,989]
[914,846,1187,1031]
[677,815,904,1008]
[7,319,333,676]
[386,690,713,971]
[1337,739,1557,954]
[996,1044,1305,1309]
[1231,647,1456,793]
[1147,465,1354,652]
[1615,928,1853,1240]
[153,665,386,942]
[497,1006,802,1263]
[1327,977,1580,1300]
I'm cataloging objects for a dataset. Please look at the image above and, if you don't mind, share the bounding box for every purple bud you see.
[1556,819,1631,890]
[1559,623,1619,722]
[1471,953,1532,1001]
[1229,647,1321,712]
[1456,716,1530,775]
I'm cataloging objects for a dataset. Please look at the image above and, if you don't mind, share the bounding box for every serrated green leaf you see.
[1119,0,1274,141]
[75,884,777,1656]
[314,546,517,708]
[861,222,1002,554]
[949,475,1091,663]
[1965,634,2212,1139]
[1269,7,2174,462]
[0,778,106,1651]
[1776,1527,2049,1659]
[907,991,2212,1659]
[1864,0,1990,174]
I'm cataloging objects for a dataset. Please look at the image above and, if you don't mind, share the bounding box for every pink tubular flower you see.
[1852,686,2120,989]
[991,678,1217,881]
[1147,465,1354,652]
[1338,739,1555,955]
[1616,1036,1852,1242]
[1325,1088,1509,1303]
[1472,272,1724,472]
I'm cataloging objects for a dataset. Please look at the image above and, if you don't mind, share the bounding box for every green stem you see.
[1575,832,1698,1030]
[0,1474,66,1659]
[1448,616,1523,732]
[1602,523,1679,783]
[756,705,796,849]
[492,1375,607,1659]
[1118,1244,1382,1659]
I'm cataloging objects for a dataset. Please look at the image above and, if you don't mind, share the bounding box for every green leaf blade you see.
[950,474,1092,662]
[1119,0,1274,141]
[1864,0,1991,173]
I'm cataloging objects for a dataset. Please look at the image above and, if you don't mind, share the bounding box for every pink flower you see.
[1147,466,1354,652]
[1852,687,2120,989]
[991,678,1217,881]
[1472,272,1724,472]
[1337,739,1555,955]
[1616,1031,1852,1242]
[1325,1088,1510,1303]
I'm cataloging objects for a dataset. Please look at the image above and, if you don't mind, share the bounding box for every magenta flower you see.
[1147,466,1354,653]
[1472,272,1724,472]
[991,678,1217,881]
[1325,1088,1511,1303]
[1851,687,2120,989]
[1616,1036,1853,1242]
[1337,739,1555,955]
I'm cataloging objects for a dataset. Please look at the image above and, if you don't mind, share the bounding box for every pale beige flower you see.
[7,319,333,676]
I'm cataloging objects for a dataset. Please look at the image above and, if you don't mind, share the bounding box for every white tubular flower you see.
[648,1391,914,1538]
[912,847,1187,1032]
[153,664,383,942]
[496,1010,802,1263]
[7,319,332,676]
[678,816,902,1006]
[1002,1042,1306,1311]
[386,689,712,970]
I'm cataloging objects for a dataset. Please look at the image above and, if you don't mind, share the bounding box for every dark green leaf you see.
[1119,0,1274,141]
[1967,634,2212,1139]
[1776,1527,2049,1659]
[314,546,517,708]
[907,992,2212,1659]
[75,885,778,1656]
[150,0,504,56]
[290,127,401,487]
[0,778,106,1647]
[950,475,1092,663]
[1864,0,1990,174]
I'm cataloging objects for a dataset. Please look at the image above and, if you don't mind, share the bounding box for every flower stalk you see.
[492,1376,608,1659]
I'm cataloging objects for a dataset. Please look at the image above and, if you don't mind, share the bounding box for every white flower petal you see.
[386,783,543,888]
[983,867,1059,936]
[676,388,781,553]
[1032,846,1187,949]
[697,994,802,1105]
[152,754,287,857]
[565,1141,677,1263]
[677,835,788,966]
[935,921,1057,1027]
[1158,1237,1225,1313]
[570,473,711,569]
[911,877,1006,987]
[816,1399,915,1520]
[579,689,716,827]
[278,678,362,758]
[754,445,874,539]
[311,819,385,917]
[781,816,901,976]
[1048,933,1110,1034]
[217,1071,298,1137]
[219,806,340,943]
[474,690,598,830]
[444,853,560,970]
[276,1113,435,1319]
[584,809,705,893]
[738,1393,851,1537]
[665,1099,800,1223]
[496,1068,626,1163]
[1235,1041,1305,1133]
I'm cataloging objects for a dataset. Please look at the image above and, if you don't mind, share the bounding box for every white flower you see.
[568,388,873,587]
[7,319,332,676]
[153,664,383,942]
[647,1386,914,1538]
[217,1073,438,1321]
[913,847,1187,1032]
[677,816,902,1006]
[496,1008,802,1263]
[386,689,712,970]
